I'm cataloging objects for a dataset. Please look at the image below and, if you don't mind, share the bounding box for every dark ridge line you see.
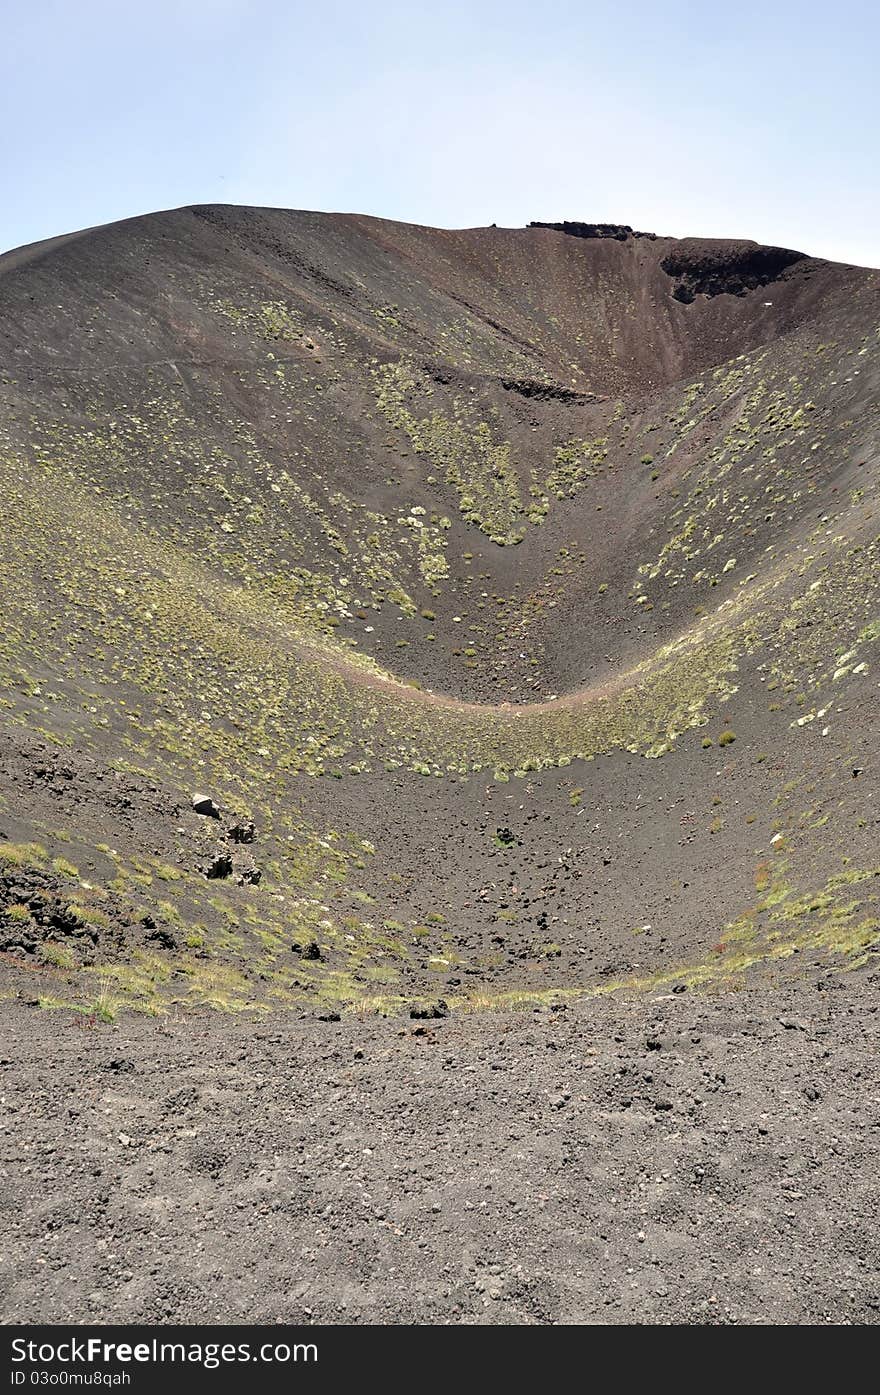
[528,221,658,241]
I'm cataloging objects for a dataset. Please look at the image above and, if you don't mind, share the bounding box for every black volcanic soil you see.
[1,206,879,1325]
[3,966,879,1325]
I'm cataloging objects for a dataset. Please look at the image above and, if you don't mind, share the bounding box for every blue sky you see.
[2,0,878,264]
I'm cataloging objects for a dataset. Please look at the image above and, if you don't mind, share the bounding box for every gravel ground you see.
[2,963,878,1326]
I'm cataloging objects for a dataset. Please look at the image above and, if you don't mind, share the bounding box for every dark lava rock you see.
[529,220,656,241]
[296,940,322,960]
[201,851,233,880]
[234,858,261,886]
[410,1000,450,1020]
[500,377,594,403]
[145,924,177,950]
[227,820,256,844]
[661,241,806,302]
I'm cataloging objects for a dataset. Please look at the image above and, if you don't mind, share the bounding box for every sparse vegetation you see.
[0,202,876,1027]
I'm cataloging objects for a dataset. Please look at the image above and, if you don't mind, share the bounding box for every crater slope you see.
[0,206,878,1019]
